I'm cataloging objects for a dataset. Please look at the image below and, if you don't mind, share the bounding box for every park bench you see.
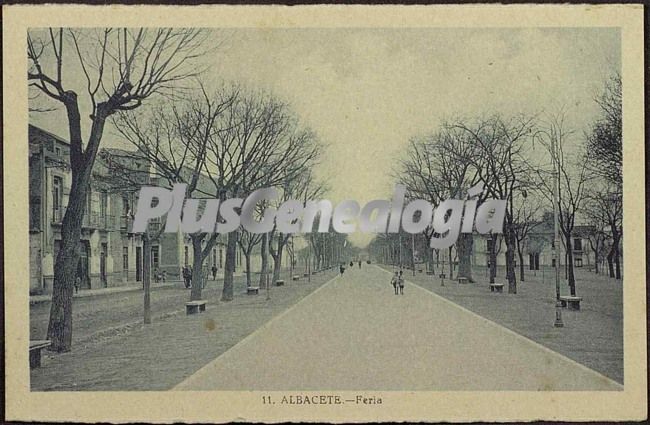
[29,340,51,369]
[559,295,582,311]
[292,275,300,281]
[458,277,469,284]
[185,300,207,315]
[439,273,446,279]
[418,269,423,273]
[489,283,504,293]
[312,271,317,275]
[303,272,309,277]
[275,280,285,287]
[247,286,260,295]
[426,271,434,275]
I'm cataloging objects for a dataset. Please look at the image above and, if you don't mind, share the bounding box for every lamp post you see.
[552,147,564,328]
[531,127,563,328]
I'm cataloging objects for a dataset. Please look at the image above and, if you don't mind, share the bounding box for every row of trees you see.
[375,73,622,296]
[28,28,334,352]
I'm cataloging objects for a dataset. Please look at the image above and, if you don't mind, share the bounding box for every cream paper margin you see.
[2,4,646,423]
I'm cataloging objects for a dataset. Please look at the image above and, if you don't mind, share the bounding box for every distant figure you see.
[74,276,81,294]
[162,270,167,282]
[390,271,399,295]
[188,266,193,288]
[211,265,218,280]
[350,261,354,267]
[358,261,361,268]
[182,266,190,288]
[398,270,405,295]
[154,267,160,283]
[339,264,345,275]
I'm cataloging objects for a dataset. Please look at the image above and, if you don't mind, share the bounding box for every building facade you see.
[28,125,296,295]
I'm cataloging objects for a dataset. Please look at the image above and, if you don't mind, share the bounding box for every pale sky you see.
[30,28,620,248]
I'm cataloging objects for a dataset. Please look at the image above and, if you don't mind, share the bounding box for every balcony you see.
[51,206,115,231]
[120,215,161,234]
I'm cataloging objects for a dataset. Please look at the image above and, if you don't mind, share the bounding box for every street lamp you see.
[532,128,563,328]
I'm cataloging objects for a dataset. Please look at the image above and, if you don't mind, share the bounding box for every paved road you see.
[176,265,622,391]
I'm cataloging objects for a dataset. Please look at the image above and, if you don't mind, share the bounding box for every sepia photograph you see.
[4,4,646,423]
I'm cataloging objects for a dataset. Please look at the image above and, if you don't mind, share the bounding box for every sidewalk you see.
[29,280,181,304]
[380,264,623,384]
[30,268,339,391]
[29,270,255,304]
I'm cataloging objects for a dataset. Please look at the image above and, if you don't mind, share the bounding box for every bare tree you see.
[584,183,622,278]
[203,89,322,301]
[512,193,540,282]
[28,28,209,351]
[397,123,486,282]
[455,115,535,293]
[585,73,623,279]
[238,229,263,289]
[531,112,591,296]
[114,84,236,303]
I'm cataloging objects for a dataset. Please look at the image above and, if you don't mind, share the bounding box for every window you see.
[122,195,130,216]
[52,176,63,211]
[151,246,160,269]
[100,191,108,218]
[123,247,129,270]
[575,258,583,267]
[573,238,582,251]
[55,147,61,156]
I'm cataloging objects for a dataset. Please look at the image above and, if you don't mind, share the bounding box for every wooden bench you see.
[560,295,583,311]
[418,269,423,273]
[292,275,300,281]
[303,272,309,277]
[247,286,260,295]
[185,300,207,315]
[275,280,285,287]
[312,271,317,275]
[439,273,446,279]
[426,271,434,275]
[458,277,469,284]
[29,340,51,369]
[489,283,504,293]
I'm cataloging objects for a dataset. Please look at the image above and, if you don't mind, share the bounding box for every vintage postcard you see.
[3,3,646,423]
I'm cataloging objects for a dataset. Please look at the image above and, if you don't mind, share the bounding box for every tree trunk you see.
[607,246,615,278]
[190,235,205,301]
[489,235,497,284]
[143,233,151,324]
[221,230,237,301]
[518,250,525,282]
[272,242,283,284]
[244,252,252,288]
[612,230,622,279]
[505,229,517,294]
[565,235,576,296]
[47,102,107,352]
[259,233,268,287]
[448,246,453,280]
[46,166,91,352]
[456,233,473,282]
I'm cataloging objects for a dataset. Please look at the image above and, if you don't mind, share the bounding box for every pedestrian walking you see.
[358,260,361,268]
[74,276,81,294]
[390,271,399,295]
[211,265,217,281]
[339,264,345,275]
[398,270,405,295]
[349,261,353,267]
